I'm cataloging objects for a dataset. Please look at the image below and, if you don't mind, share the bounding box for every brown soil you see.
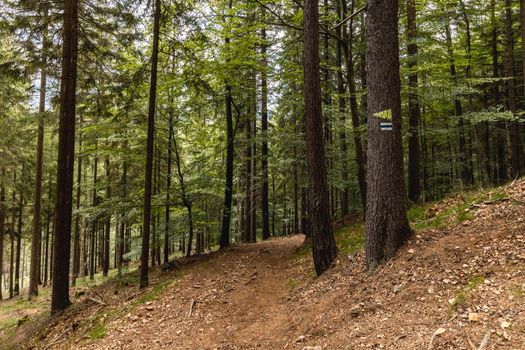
[20,180,525,350]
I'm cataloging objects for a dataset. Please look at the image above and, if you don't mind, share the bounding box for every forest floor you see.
[4,179,525,349]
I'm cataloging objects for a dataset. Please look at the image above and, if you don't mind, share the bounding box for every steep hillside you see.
[11,180,525,349]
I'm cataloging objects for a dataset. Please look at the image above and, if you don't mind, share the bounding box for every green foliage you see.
[88,323,107,340]
[335,223,365,255]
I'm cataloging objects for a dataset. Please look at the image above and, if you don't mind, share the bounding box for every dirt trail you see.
[85,235,304,350]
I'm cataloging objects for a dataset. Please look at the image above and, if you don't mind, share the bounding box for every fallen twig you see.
[477,330,492,350]
[43,329,70,350]
[86,296,107,306]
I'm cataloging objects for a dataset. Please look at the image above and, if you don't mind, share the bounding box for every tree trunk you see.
[14,199,22,296]
[260,20,270,240]
[72,130,82,285]
[406,0,421,202]
[365,0,411,270]
[43,200,51,286]
[90,154,98,280]
[220,87,234,248]
[505,0,521,178]
[243,116,252,243]
[51,0,79,313]
[140,0,161,289]
[336,0,349,218]
[0,170,5,300]
[29,25,48,298]
[103,157,111,276]
[164,116,173,264]
[304,0,338,275]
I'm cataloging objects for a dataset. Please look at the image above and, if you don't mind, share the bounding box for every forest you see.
[1,0,525,348]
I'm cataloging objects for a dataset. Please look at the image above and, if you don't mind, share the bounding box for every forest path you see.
[85,235,305,350]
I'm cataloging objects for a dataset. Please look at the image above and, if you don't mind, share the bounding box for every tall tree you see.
[303,0,337,275]
[365,0,411,269]
[219,0,235,249]
[29,22,48,298]
[140,0,161,288]
[260,20,270,240]
[51,0,79,314]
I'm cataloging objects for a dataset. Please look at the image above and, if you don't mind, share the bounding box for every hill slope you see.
[18,180,525,349]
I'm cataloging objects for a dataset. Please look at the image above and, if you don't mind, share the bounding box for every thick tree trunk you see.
[140,0,161,289]
[406,0,421,202]
[51,0,79,313]
[365,0,411,270]
[304,0,338,275]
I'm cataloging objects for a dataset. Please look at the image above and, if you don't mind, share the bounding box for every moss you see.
[335,222,365,255]
[134,278,177,306]
[88,323,107,339]
[287,278,299,289]
[467,275,485,290]
[293,241,312,260]
[510,285,524,298]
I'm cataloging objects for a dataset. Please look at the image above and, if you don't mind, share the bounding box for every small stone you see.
[501,320,511,329]
[434,328,446,336]
[468,313,480,322]
[408,249,415,254]
[296,335,306,343]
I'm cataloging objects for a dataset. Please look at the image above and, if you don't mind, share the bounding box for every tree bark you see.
[365,0,411,270]
[102,157,111,276]
[260,20,270,240]
[304,0,338,275]
[72,130,82,285]
[89,153,98,280]
[0,170,5,300]
[51,0,79,313]
[14,199,22,296]
[220,86,234,248]
[29,25,48,298]
[164,116,173,264]
[140,0,161,288]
